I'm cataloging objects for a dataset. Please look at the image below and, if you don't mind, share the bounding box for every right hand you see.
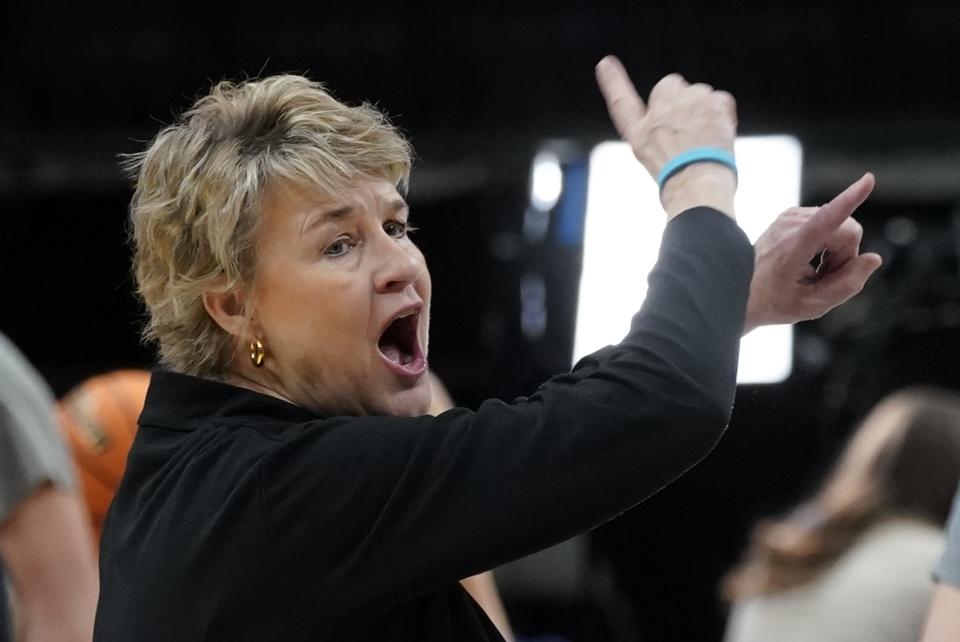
[744,173,883,331]
[595,56,738,219]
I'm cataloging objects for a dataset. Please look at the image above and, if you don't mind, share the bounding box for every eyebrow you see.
[300,199,409,236]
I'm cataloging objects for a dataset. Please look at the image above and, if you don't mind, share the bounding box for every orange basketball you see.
[57,369,151,544]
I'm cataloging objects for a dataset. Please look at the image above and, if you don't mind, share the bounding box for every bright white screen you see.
[573,136,802,384]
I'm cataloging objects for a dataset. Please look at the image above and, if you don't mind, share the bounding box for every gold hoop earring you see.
[249,339,266,368]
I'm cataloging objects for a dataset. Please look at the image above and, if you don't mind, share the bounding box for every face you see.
[245,177,432,417]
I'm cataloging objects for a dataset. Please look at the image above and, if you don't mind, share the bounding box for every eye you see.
[324,237,354,257]
[383,220,415,239]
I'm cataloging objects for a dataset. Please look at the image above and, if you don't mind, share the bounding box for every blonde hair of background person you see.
[722,387,960,642]
[0,332,99,642]
[428,371,514,642]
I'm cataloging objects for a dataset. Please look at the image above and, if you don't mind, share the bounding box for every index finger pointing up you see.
[596,55,647,142]
[790,173,876,263]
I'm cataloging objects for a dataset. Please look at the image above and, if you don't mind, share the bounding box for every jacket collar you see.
[140,369,320,431]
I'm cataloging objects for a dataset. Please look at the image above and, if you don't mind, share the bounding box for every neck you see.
[222,371,297,406]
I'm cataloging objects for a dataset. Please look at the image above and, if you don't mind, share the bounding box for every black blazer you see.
[94,207,753,641]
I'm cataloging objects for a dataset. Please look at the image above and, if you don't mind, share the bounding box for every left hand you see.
[595,56,738,219]
[744,173,883,333]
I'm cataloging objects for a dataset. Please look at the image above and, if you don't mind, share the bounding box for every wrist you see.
[660,164,737,220]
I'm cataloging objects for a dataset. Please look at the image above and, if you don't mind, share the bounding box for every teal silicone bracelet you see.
[656,147,737,192]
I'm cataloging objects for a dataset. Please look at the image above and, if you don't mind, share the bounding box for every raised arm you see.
[595,55,738,220]
[921,584,960,642]
[0,483,99,642]
[259,60,754,613]
[595,57,882,333]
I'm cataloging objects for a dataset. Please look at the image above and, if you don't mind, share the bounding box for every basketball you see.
[58,369,151,543]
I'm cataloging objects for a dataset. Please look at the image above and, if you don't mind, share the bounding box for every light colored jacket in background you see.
[725,518,943,642]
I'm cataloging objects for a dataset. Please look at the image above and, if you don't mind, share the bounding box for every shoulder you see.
[726,520,943,642]
[816,520,941,617]
[0,332,58,430]
[0,334,74,517]
[935,489,960,586]
[254,413,444,470]
[848,519,945,570]
[805,519,942,599]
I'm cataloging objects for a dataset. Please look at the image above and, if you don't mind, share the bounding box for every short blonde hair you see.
[127,74,412,376]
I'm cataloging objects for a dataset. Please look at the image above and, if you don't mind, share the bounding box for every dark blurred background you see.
[2,1,960,639]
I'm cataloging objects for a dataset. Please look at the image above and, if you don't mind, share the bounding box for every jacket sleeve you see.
[0,333,76,524]
[935,484,960,587]
[258,207,754,614]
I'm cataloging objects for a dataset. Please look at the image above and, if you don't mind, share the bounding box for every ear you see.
[202,284,254,340]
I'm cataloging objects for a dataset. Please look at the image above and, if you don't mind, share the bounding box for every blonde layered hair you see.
[723,387,960,600]
[127,75,412,376]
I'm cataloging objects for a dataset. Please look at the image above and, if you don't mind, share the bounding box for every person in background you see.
[0,331,99,642]
[722,387,960,642]
[920,482,960,642]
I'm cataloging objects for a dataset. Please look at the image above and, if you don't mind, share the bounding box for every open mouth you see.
[377,306,427,377]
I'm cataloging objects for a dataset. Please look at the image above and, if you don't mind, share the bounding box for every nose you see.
[372,234,422,294]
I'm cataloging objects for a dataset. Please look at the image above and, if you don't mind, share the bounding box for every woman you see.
[94,57,879,640]
[723,388,960,642]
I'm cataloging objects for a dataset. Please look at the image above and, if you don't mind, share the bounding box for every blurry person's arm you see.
[428,371,514,642]
[920,583,960,642]
[0,482,98,642]
[460,572,513,642]
[0,333,98,642]
[922,488,960,642]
